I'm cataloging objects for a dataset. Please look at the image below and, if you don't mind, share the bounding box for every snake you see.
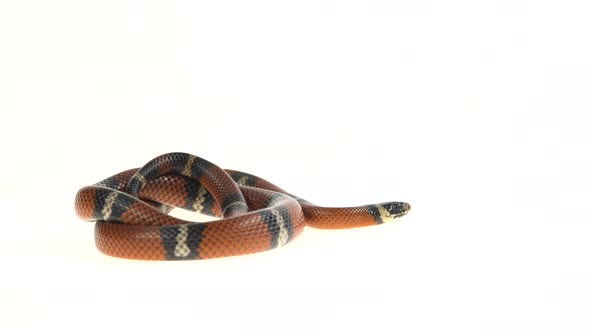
[75,152,411,260]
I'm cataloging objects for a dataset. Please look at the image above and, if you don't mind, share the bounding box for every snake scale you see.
[75,152,411,260]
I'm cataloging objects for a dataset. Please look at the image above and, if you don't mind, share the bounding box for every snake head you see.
[368,202,411,224]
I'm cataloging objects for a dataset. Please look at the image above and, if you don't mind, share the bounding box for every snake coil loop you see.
[75,152,410,260]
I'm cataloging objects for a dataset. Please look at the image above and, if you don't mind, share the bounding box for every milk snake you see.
[75,153,411,260]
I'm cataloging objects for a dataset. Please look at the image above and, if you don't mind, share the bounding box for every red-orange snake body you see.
[75,153,410,260]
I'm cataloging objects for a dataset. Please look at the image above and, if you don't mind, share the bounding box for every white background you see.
[1,1,589,331]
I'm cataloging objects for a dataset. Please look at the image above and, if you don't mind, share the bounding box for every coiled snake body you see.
[75,153,410,260]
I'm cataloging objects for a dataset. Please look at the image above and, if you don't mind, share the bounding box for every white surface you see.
[1,1,589,331]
